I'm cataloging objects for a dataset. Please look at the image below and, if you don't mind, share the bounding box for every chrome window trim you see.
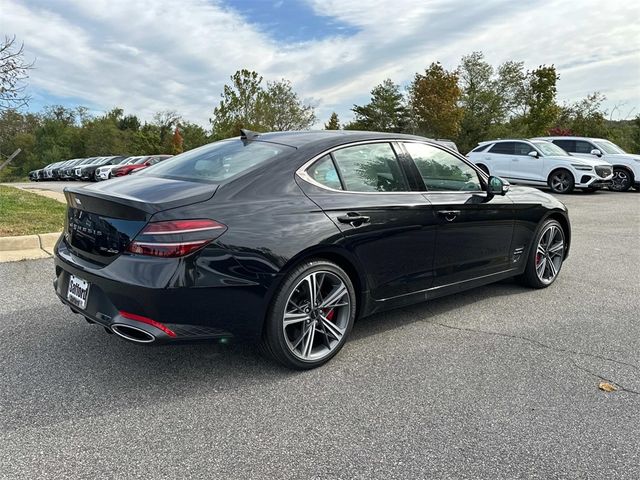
[296,138,489,195]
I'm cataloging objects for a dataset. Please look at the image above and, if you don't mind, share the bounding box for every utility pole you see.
[0,148,22,173]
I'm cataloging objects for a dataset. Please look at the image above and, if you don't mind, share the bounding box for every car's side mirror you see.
[528,151,539,158]
[590,149,602,156]
[487,176,510,196]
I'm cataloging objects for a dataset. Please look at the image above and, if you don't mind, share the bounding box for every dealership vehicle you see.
[95,156,137,180]
[435,139,459,152]
[535,136,640,191]
[61,157,94,180]
[55,131,570,369]
[51,158,83,180]
[57,158,86,180]
[42,161,65,180]
[75,156,126,181]
[112,155,172,177]
[467,139,613,193]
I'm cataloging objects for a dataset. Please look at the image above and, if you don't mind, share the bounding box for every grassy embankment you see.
[0,185,66,236]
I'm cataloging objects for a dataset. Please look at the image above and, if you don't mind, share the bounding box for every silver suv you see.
[535,136,640,192]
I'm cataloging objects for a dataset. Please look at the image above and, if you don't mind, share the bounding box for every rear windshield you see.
[140,139,293,182]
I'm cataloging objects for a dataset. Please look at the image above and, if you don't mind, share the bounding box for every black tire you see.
[260,259,356,370]
[610,167,633,192]
[547,169,575,194]
[519,219,565,289]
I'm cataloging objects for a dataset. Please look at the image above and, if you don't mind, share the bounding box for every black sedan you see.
[54,131,570,369]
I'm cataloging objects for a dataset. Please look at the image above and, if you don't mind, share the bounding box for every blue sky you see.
[2,0,639,127]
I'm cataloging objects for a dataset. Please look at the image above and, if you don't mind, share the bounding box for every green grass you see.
[0,185,66,236]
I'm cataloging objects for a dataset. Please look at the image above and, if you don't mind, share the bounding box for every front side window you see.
[574,141,595,154]
[331,143,408,192]
[514,142,536,156]
[404,142,482,192]
[552,139,575,152]
[488,142,516,155]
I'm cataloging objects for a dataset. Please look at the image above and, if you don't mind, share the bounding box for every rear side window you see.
[331,143,408,192]
[308,155,342,190]
[140,140,293,182]
[488,142,516,155]
[470,144,491,153]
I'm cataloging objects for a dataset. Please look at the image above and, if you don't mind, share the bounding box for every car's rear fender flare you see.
[260,246,369,334]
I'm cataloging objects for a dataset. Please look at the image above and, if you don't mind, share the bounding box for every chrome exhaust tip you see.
[111,324,155,343]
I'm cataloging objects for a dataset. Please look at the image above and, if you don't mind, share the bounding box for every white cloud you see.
[1,0,638,126]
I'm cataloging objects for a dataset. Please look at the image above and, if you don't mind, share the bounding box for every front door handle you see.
[437,210,461,222]
[337,212,370,227]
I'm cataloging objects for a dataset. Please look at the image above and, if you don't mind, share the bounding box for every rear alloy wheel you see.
[548,169,574,194]
[261,260,356,369]
[610,168,632,192]
[520,219,565,288]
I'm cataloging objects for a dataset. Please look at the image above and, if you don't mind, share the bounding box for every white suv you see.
[467,139,613,194]
[535,136,640,192]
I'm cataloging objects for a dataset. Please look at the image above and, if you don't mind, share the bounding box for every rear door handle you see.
[337,213,370,226]
[437,210,461,222]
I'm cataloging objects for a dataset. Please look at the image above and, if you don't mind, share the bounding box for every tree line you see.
[0,46,638,180]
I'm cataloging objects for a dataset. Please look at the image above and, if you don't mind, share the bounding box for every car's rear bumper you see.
[53,237,270,343]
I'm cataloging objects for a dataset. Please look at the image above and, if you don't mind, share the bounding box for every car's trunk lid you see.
[63,176,218,265]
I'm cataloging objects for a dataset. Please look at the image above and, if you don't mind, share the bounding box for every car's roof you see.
[251,130,429,149]
[535,136,607,141]
[478,138,538,145]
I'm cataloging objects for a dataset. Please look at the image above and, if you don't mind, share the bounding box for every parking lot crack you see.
[570,360,640,396]
[426,320,639,373]
[416,317,640,395]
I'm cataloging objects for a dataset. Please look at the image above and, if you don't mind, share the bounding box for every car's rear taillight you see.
[127,219,227,257]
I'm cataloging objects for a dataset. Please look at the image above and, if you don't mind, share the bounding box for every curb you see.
[0,232,62,263]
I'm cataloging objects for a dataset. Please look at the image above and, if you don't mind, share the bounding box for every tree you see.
[258,79,316,131]
[171,127,184,154]
[345,79,409,132]
[456,52,527,152]
[179,121,210,150]
[554,92,608,137]
[524,65,560,135]
[211,70,316,139]
[409,63,462,138]
[211,69,264,140]
[0,35,33,111]
[324,112,340,130]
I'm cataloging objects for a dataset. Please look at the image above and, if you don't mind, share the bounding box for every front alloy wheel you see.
[610,168,632,192]
[548,170,575,194]
[520,219,565,288]
[262,260,356,369]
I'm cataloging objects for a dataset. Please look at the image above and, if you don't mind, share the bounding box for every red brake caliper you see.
[325,309,335,321]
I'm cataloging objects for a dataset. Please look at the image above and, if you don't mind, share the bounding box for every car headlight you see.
[571,164,593,171]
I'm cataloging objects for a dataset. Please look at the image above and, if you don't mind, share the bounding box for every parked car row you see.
[466,136,640,193]
[467,137,640,193]
[28,155,173,182]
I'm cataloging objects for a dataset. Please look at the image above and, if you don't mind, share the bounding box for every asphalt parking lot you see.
[1,189,639,479]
